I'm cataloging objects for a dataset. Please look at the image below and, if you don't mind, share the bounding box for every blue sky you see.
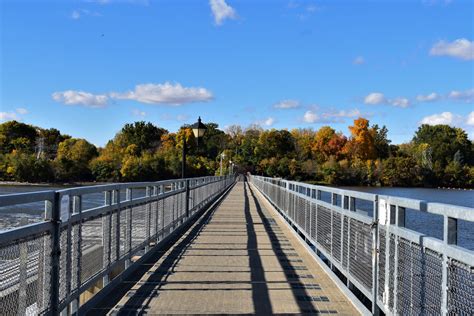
[1,0,473,146]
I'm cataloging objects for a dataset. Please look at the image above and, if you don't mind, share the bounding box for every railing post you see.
[125,188,132,269]
[382,204,393,311]
[185,179,190,218]
[153,186,159,242]
[441,216,457,315]
[160,185,165,238]
[372,195,380,315]
[330,193,337,270]
[70,195,82,315]
[50,192,61,315]
[103,191,112,288]
[350,197,356,212]
[145,186,151,252]
[18,237,28,315]
[113,189,120,264]
[393,205,405,314]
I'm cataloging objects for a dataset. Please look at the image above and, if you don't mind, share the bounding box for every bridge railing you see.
[0,175,234,315]
[250,175,474,315]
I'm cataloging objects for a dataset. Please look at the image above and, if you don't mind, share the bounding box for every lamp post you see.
[229,160,234,175]
[182,117,207,179]
[220,152,226,176]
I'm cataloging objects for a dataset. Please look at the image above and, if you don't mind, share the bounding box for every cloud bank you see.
[52,82,214,107]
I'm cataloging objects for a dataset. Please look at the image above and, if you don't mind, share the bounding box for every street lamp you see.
[229,160,234,175]
[220,152,226,176]
[182,117,207,179]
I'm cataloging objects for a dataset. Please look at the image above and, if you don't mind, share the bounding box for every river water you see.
[1,184,473,250]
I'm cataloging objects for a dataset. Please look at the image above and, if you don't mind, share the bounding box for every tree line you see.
[0,118,472,187]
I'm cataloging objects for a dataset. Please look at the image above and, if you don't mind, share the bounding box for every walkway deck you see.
[90,181,359,315]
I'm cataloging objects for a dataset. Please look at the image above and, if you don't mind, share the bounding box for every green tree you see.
[38,128,70,159]
[413,124,472,167]
[371,124,391,159]
[6,151,55,182]
[0,121,38,154]
[255,129,295,160]
[55,138,98,181]
[116,121,167,154]
[381,157,420,187]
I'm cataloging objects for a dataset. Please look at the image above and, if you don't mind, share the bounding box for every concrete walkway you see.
[92,181,359,315]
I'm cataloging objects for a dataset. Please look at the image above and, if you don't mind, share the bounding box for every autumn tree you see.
[344,118,376,161]
[312,126,347,162]
[291,128,316,161]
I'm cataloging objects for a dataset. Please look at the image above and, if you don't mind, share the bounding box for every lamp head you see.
[191,116,207,139]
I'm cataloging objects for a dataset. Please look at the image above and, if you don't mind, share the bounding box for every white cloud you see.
[421,112,462,125]
[390,97,410,108]
[209,0,237,25]
[0,108,29,121]
[71,10,81,19]
[353,56,365,65]
[364,92,386,105]
[303,108,363,124]
[85,0,149,4]
[160,114,190,122]
[287,1,299,9]
[416,92,440,102]
[131,109,146,117]
[324,109,362,120]
[71,9,101,20]
[303,110,319,123]
[306,5,318,12]
[264,117,275,126]
[176,114,189,122]
[420,111,474,138]
[15,108,28,115]
[364,92,410,107]
[111,82,213,105]
[430,38,474,60]
[273,99,300,109]
[447,88,474,103]
[0,112,19,121]
[422,0,453,5]
[52,90,109,108]
[467,112,474,126]
[255,117,275,127]
[53,82,213,108]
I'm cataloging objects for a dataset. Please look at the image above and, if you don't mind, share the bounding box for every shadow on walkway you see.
[243,179,273,315]
[89,179,318,315]
[88,188,229,315]
[245,179,315,314]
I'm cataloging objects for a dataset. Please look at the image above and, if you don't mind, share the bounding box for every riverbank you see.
[0,181,109,187]
[303,180,473,190]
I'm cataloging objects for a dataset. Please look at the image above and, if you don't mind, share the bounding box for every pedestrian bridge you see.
[0,175,473,315]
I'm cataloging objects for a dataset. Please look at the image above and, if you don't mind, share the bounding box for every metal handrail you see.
[250,175,474,316]
[0,175,235,315]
